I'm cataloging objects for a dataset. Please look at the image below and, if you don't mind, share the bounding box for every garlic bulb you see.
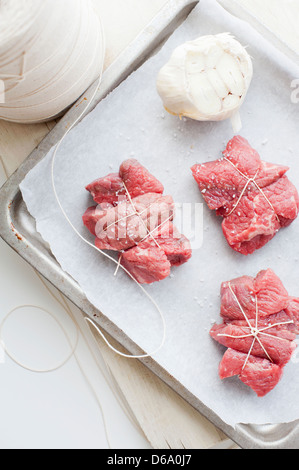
[156,33,253,132]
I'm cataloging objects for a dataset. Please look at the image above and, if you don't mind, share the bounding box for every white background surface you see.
[1,0,299,449]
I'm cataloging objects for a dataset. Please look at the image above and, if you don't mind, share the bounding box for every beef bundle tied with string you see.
[191,136,299,255]
[83,159,192,284]
[210,269,299,397]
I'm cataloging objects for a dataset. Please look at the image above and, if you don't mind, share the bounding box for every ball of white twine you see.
[0,0,105,123]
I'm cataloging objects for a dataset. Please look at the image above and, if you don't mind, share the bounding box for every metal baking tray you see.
[0,0,298,449]
[217,0,299,67]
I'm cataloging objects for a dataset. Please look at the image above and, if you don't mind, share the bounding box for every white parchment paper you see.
[20,0,299,427]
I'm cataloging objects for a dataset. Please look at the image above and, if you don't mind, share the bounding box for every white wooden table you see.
[0,0,298,449]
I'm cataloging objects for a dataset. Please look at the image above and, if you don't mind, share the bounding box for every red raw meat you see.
[82,205,102,236]
[94,193,175,252]
[227,315,297,339]
[82,203,113,236]
[86,173,125,205]
[191,136,299,255]
[120,222,192,284]
[119,159,164,198]
[83,160,191,284]
[220,269,289,321]
[219,349,283,398]
[285,298,299,335]
[210,323,296,367]
[210,270,299,396]
[86,159,164,205]
[120,246,171,284]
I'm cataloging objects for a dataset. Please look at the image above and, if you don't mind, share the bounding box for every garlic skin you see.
[156,33,253,131]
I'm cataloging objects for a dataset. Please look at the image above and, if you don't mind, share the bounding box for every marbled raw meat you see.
[83,160,191,284]
[210,270,299,396]
[191,136,299,254]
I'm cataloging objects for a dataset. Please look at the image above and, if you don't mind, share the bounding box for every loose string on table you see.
[217,282,294,371]
[36,273,144,445]
[0,304,80,374]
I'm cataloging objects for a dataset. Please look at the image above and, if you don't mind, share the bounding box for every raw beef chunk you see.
[120,246,171,285]
[191,136,299,255]
[219,349,283,398]
[94,193,175,252]
[119,159,164,198]
[210,270,299,397]
[86,159,164,205]
[120,223,192,284]
[220,269,289,321]
[86,173,125,205]
[83,160,191,284]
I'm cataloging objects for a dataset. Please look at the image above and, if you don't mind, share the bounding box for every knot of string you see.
[217,282,294,371]
[223,157,280,221]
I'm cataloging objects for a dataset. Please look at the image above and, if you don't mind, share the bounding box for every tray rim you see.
[0,0,298,449]
[217,0,299,67]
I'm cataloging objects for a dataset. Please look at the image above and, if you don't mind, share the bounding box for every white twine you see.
[51,76,167,360]
[0,0,105,123]
[218,282,294,371]
[0,304,79,373]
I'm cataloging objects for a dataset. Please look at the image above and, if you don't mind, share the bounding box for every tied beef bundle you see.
[210,269,299,397]
[191,136,299,255]
[83,159,192,284]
